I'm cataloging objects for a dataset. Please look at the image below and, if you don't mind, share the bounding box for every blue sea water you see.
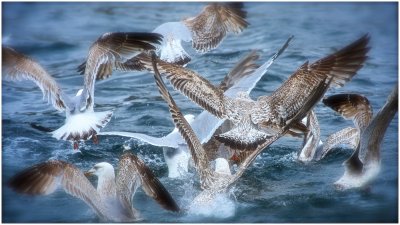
[2,2,398,223]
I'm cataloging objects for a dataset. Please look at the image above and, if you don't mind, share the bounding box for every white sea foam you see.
[187,192,236,219]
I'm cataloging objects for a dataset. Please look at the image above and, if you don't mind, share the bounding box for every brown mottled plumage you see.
[151,50,330,194]
[141,35,369,151]
[3,46,66,111]
[8,152,179,222]
[316,127,359,161]
[218,50,260,91]
[323,93,373,131]
[117,153,180,213]
[183,2,249,52]
[8,160,108,220]
[81,32,162,108]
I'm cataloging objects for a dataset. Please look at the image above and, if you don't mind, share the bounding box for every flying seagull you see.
[139,34,370,151]
[2,32,162,149]
[8,152,180,222]
[321,85,398,190]
[77,2,249,79]
[150,50,332,207]
[99,37,291,177]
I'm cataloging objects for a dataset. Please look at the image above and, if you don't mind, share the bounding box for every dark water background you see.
[2,2,398,223]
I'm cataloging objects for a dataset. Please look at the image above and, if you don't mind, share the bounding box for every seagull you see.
[8,152,180,222]
[2,32,162,149]
[99,37,291,177]
[321,84,398,190]
[77,2,249,79]
[151,50,332,208]
[139,34,370,151]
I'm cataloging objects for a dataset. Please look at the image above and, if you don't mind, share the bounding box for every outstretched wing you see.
[322,93,373,132]
[224,35,293,97]
[116,152,180,213]
[183,2,249,52]
[218,50,260,91]
[137,53,226,118]
[81,32,163,110]
[8,160,107,219]
[360,84,398,164]
[230,77,332,185]
[77,53,148,80]
[257,34,370,125]
[316,126,359,161]
[152,53,218,189]
[225,36,294,98]
[2,46,71,111]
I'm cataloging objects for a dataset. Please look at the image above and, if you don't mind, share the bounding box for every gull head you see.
[85,162,115,178]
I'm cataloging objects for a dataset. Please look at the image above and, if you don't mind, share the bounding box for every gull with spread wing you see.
[139,35,370,151]
[151,51,332,208]
[8,152,179,222]
[99,37,292,178]
[2,32,162,149]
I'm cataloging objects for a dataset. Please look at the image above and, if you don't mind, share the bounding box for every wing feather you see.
[137,53,226,118]
[322,93,373,132]
[151,53,218,189]
[361,84,398,164]
[116,152,180,212]
[218,50,260,91]
[82,32,162,109]
[316,127,359,160]
[2,46,69,111]
[183,3,249,52]
[230,78,332,184]
[257,35,369,125]
[8,160,107,218]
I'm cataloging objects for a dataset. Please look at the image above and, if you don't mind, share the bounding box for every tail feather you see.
[52,111,113,142]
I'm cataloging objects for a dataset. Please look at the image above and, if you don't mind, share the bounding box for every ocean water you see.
[2,2,398,223]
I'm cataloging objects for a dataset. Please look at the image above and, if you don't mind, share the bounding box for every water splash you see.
[187,192,236,219]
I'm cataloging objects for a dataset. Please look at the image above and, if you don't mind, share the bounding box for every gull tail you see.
[52,111,113,143]
[159,38,191,65]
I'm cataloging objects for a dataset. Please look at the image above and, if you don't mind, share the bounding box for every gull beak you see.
[84,168,95,177]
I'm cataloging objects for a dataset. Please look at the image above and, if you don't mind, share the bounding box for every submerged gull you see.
[322,85,398,190]
[8,152,180,222]
[140,35,370,151]
[100,38,291,178]
[2,32,162,149]
[151,51,331,210]
[77,3,248,79]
